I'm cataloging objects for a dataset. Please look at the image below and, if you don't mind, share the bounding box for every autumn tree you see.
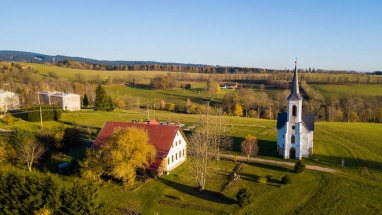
[238,88,255,117]
[240,134,259,161]
[222,93,235,115]
[17,139,46,171]
[81,127,156,186]
[185,98,192,113]
[233,103,243,117]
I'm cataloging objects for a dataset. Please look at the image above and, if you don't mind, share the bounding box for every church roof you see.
[287,60,303,101]
[276,112,315,131]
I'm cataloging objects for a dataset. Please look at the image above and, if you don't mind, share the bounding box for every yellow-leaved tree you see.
[81,127,156,186]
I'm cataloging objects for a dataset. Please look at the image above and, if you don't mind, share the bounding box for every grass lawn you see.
[3,110,382,214]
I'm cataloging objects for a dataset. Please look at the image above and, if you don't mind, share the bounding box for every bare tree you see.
[240,134,259,162]
[17,139,46,171]
[209,108,232,160]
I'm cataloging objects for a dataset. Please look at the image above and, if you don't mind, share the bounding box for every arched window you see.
[291,135,295,144]
[292,105,297,116]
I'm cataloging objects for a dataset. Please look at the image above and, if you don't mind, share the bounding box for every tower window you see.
[291,135,295,144]
[292,105,297,116]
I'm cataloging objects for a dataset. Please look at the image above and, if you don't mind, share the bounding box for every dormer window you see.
[292,105,297,116]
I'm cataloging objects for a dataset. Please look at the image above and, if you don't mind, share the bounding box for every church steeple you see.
[288,58,303,101]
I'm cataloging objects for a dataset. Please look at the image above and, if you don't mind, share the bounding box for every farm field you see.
[310,84,382,98]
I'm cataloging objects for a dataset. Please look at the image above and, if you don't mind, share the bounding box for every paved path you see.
[218,153,337,173]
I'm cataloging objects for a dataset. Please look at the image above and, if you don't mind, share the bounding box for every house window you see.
[179,139,181,145]
[168,159,170,165]
[183,149,185,156]
[292,105,297,116]
[176,141,178,147]
[176,154,178,160]
[172,155,174,162]
[291,135,295,144]
[179,151,181,158]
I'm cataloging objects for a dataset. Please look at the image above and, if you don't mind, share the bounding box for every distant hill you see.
[0,50,208,67]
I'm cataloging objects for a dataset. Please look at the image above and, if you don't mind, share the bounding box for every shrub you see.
[233,155,238,163]
[294,160,306,173]
[282,174,292,184]
[236,188,252,207]
[257,176,267,184]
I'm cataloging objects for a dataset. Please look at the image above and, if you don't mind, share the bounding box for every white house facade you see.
[0,90,19,112]
[39,91,81,111]
[165,130,187,172]
[276,60,315,160]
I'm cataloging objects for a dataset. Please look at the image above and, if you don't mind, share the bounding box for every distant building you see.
[38,91,81,111]
[91,121,188,176]
[0,90,19,113]
[276,60,315,159]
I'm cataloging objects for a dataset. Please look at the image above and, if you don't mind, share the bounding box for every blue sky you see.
[1,1,381,71]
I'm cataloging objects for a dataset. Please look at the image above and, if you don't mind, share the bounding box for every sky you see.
[1,1,381,71]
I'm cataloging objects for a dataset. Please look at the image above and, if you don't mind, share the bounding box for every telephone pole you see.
[40,107,43,133]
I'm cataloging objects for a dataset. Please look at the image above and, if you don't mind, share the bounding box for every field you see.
[3,63,382,214]
[310,84,382,98]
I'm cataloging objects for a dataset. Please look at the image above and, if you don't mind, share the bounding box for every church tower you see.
[276,59,315,160]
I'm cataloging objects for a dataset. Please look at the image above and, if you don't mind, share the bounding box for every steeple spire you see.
[287,58,303,100]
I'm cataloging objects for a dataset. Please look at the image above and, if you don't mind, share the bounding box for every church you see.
[276,60,315,159]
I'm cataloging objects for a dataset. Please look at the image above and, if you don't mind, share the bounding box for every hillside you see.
[0,50,208,67]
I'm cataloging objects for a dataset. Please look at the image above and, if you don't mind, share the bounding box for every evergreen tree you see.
[94,84,108,110]
[83,94,89,108]
[107,95,114,111]
[60,181,104,215]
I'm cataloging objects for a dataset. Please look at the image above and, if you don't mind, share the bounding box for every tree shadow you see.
[239,173,282,187]
[245,162,292,173]
[158,178,236,205]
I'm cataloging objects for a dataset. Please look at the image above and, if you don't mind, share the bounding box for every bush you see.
[282,174,292,184]
[236,188,252,207]
[257,176,267,184]
[294,160,306,173]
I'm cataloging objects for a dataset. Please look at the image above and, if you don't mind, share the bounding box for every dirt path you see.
[218,153,337,173]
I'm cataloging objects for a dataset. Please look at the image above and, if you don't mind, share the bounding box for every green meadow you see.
[310,84,382,98]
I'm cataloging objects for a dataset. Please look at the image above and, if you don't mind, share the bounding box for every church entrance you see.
[290,147,296,159]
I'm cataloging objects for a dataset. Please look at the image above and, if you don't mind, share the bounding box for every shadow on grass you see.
[158,178,236,205]
[239,173,282,187]
[231,137,279,158]
[245,162,292,172]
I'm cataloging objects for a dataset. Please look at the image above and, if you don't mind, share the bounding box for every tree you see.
[240,134,259,161]
[294,160,306,173]
[81,127,156,186]
[62,128,82,151]
[60,181,104,215]
[185,98,192,113]
[160,100,166,110]
[2,114,13,125]
[17,139,46,171]
[83,93,89,108]
[94,84,109,111]
[236,188,252,207]
[282,174,292,184]
[205,79,217,98]
[238,88,255,117]
[233,103,243,117]
[222,93,234,115]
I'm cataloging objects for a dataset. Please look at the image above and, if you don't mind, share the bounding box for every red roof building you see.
[91,121,188,174]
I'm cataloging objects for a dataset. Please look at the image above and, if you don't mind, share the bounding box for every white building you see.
[91,121,188,176]
[39,91,81,111]
[276,60,315,159]
[0,90,19,113]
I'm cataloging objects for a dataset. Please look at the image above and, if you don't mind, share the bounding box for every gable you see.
[91,122,181,157]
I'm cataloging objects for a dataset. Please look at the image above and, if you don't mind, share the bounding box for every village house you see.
[38,91,81,111]
[276,60,315,159]
[91,120,188,176]
[0,90,20,113]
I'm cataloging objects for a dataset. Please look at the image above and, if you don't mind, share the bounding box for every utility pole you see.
[40,107,43,133]
[147,100,150,119]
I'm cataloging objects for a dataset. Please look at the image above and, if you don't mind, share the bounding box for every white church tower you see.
[276,59,315,159]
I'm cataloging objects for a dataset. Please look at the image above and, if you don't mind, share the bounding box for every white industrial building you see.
[0,90,20,113]
[39,91,81,111]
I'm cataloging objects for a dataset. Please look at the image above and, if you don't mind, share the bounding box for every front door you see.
[290,147,296,159]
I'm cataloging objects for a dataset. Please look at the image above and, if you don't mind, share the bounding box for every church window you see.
[291,135,295,144]
[292,105,297,116]
[292,126,295,130]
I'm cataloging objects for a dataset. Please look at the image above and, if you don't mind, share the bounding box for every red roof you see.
[91,122,180,158]
[142,119,160,125]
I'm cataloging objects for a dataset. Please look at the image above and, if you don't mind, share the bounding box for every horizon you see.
[1,1,381,72]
